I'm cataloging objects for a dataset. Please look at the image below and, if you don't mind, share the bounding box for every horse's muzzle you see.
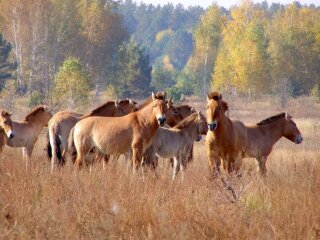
[157,117,166,126]
[208,121,217,131]
[295,135,303,144]
[7,131,14,139]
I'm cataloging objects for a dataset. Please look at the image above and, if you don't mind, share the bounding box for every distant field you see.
[0,96,319,239]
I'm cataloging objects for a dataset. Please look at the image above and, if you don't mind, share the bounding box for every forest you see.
[0,0,319,107]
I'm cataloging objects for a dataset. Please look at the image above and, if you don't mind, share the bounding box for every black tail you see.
[50,124,64,165]
[67,127,77,164]
[46,132,52,160]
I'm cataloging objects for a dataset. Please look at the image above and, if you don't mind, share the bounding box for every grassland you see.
[0,96,319,239]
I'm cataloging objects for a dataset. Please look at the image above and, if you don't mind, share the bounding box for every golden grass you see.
[0,96,320,239]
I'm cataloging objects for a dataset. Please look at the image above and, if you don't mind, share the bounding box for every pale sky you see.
[136,0,320,8]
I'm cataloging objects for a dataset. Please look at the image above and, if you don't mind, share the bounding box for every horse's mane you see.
[24,106,46,121]
[137,92,166,110]
[173,112,198,129]
[88,101,115,116]
[256,112,286,126]
[207,92,221,101]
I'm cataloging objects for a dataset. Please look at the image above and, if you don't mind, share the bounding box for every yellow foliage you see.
[155,28,174,42]
[162,55,174,72]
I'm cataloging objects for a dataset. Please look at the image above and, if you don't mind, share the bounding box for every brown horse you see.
[205,92,303,176]
[48,99,137,171]
[72,92,167,172]
[0,110,14,152]
[143,111,208,180]
[1,106,52,169]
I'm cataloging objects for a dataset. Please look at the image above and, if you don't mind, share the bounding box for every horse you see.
[47,99,137,170]
[72,92,167,173]
[1,106,52,169]
[142,111,208,180]
[205,92,303,177]
[0,110,14,152]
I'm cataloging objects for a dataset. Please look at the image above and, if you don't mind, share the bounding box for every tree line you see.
[0,0,319,107]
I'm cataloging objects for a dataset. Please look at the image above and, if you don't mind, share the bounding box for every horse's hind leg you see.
[257,156,267,176]
[172,156,181,180]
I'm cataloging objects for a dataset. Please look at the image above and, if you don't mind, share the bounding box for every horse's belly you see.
[94,132,132,155]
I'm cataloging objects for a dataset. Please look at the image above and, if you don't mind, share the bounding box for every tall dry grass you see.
[0,96,320,239]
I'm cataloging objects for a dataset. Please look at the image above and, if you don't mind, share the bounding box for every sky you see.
[136,0,320,8]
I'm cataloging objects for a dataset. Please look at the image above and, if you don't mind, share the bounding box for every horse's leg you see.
[102,154,110,171]
[258,156,267,176]
[132,140,143,175]
[22,146,33,171]
[206,141,220,178]
[234,158,243,177]
[172,156,180,180]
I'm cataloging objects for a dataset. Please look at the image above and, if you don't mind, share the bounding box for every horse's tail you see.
[46,131,52,160]
[67,127,77,164]
[49,123,63,165]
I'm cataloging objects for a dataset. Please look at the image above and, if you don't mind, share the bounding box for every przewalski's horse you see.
[205,92,303,177]
[48,99,137,170]
[72,92,167,172]
[1,106,52,169]
[0,110,14,152]
[143,111,208,180]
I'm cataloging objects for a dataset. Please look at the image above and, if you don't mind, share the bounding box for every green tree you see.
[0,34,15,90]
[112,40,152,98]
[52,57,91,107]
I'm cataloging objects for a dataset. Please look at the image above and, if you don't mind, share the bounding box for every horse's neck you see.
[179,121,198,140]
[258,120,285,144]
[23,117,46,132]
[137,104,158,129]
[215,114,233,139]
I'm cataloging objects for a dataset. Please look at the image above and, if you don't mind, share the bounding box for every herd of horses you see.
[0,91,303,179]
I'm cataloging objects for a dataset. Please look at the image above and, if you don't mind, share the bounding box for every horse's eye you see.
[3,121,7,124]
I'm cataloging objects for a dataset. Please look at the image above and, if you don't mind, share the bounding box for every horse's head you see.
[165,98,184,127]
[195,111,208,141]
[39,106,52,127]
[283,113,303,144]
[0,110,14,139]
[117,99,138,114]
[206,92,228,131]
[151,91,167,126]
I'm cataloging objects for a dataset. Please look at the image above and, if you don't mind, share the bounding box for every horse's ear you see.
[115,100,119,108]
[219,94,222,100]
[152,92,155,101]
[285,112,291,120]
[197,111,201,120]
[190,107,195,113]
[8,110,13,116]
[163,91,166,100]
[129,99,135,105]
[206,93,210,102]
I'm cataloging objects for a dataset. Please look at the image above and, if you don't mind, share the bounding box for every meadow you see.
[0,95,319,239]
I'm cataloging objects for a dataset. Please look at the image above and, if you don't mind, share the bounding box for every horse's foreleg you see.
[206,142,220,178]
[22,147,33,171]
[258,156,267,176]
[132,142,143,175]
[172,156,181,180]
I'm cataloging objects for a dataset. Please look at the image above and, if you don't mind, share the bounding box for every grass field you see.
[0,96,319,239]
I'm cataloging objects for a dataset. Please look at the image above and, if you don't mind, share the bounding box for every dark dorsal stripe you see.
[256,112,286,126]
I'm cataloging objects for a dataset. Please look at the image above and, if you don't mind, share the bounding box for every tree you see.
[185,4,224,97]
[213,0,270,96]
[111,40,152,98]
[0,34,15,90]
[52,57,91,108]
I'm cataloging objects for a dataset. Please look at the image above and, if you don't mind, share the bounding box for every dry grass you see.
[0,96,320,239]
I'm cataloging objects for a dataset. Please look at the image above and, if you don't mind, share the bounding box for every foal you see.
[0,110,14,152]
[143,111,207,180]
[206,92,303,176]
[5,106,52,169]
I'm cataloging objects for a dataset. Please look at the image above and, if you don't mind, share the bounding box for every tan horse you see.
[0,110,14,152]
[205,92,303,176]
[143,111,208,180]
[1,106,52,169]
[47,99,137,170]
[73,92,167,172]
